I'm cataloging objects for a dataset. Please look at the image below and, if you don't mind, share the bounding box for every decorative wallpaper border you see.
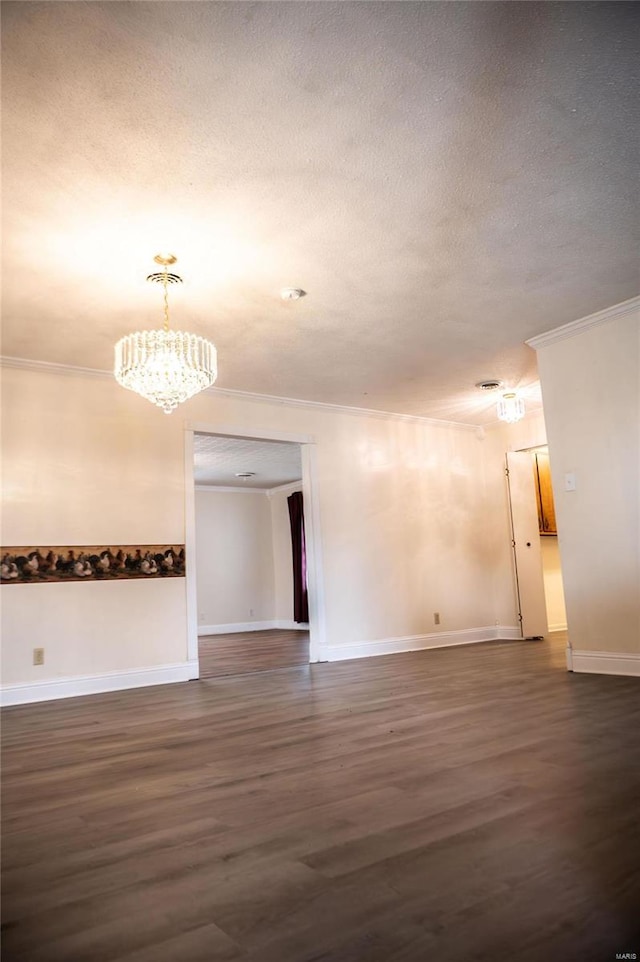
[1,546,185,583]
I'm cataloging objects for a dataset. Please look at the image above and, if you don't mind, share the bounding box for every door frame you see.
[184,421,327,675]
[508,442,568,643]
[505,450,548,639]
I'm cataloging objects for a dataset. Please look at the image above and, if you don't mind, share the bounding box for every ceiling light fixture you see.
[114,254,217,414]
[496,391,526,424]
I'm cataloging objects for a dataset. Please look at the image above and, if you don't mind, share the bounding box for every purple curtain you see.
[287,491,309,624]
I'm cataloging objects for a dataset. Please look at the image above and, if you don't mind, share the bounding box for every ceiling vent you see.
[475,379,504,391]
[281,288,307,301]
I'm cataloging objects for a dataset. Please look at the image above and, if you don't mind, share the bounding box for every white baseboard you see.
[548,622,568,632]
[496,625,523,641]
[0,661,199,707]
[569,649,640,677]
[198,620,274,635]
[323,625,521,662]
[198,620,309,636]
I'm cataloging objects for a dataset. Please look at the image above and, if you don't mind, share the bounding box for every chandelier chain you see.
[162,265,170,332]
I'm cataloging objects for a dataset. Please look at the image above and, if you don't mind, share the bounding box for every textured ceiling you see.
[194,434,302,489]
[2,2,638,424]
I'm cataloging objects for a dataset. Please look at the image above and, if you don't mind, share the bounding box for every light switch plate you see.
[564,472,576,492]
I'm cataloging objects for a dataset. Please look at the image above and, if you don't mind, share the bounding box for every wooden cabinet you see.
[533,450,557,535]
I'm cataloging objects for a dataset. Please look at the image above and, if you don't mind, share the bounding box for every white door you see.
[506,451,548,638]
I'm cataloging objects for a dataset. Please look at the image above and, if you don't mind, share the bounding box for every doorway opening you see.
[530,445,568,634]
[506,445,567,643]
[184,425,325,679]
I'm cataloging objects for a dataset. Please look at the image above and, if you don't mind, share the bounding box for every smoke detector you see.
[475,379,504,392]
[235,472,256,480]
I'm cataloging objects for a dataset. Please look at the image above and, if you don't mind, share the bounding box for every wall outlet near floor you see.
[433,612,441,625]
[249,608,254,617]
[33,648,45,666]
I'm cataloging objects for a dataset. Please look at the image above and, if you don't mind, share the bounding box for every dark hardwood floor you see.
[198,629,310,679]
[2,633,639,961]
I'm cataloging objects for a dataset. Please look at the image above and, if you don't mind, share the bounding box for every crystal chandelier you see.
[114,254,217,414]
[496,391,525,423]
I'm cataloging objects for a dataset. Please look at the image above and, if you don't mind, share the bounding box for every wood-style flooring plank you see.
[198,629,309,678]
[2,633,640,961]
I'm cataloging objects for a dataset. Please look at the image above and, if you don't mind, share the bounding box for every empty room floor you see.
[198,628,310,678]
[2,634,639,962]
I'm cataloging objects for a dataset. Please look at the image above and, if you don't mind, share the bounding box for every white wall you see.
[195,490,275,630]
[2,579,187,681]
[534,307,640,660]
[1,366,189,698]
[1,362,518,700]
[269,485,302,624]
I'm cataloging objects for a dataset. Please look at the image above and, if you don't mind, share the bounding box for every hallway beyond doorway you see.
[198,629,310,679]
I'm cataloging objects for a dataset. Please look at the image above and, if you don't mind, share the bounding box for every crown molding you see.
[266,480,303,498]
[526,295,640,351]
[194,481,302,496]
[0,356,111,379]
[0,355,479,431]
[194,484,270,495]
[203,383,478,430]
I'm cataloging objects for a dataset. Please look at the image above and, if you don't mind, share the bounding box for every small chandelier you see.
[114,254,217,414]
[497,391,525,423]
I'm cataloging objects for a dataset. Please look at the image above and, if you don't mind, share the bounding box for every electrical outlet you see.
[249,608,254,617]
[434,612,440,626]
[33,648,45,666]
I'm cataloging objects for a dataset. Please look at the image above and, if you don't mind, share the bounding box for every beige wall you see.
[502,411,548,454]
[1,363,511,690]
[195,490,275,628]
[535,309,639,654]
